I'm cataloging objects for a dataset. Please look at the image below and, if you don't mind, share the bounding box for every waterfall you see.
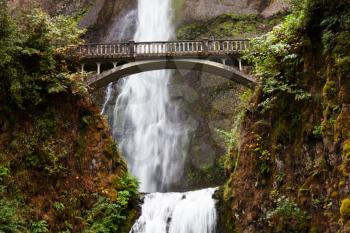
[101,0,219,232]
[112,0,188,192]
[130,188,217,233]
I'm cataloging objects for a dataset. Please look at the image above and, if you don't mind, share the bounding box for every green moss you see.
[323,80,337,97]
[343,141,350,158]
[176,13,285,40]
[339,180,346,188]
[340,198,350,219]
[173,0,184,22]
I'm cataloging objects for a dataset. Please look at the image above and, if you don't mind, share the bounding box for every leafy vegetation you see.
[223,0,350,231]
[0,0,85,112]
[0,2,138,232]
[84,173,139,233]
[0,186,26,233]
[266,195,306,232]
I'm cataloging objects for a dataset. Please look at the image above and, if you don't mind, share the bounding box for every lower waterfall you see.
[130,188,218,233]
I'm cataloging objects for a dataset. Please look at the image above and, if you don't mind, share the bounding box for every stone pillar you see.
[129,40,135,57]
[81,63,85,73]
[222,59,226,65]
[202,38,209,55]
[112,62,118,69]
[96,62,101,75]
[238,58,242,71]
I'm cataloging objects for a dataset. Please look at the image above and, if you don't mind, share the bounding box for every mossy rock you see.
[340,198,350,219]
[323,80,337,97]
[343,140,350,159]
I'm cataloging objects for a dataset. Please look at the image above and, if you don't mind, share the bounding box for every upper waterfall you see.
[111,0,189,192]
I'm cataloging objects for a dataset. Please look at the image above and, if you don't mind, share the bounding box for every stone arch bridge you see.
[69,39,257,89]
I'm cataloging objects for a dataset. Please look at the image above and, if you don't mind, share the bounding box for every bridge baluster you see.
[223,41,228,51]
[136,44,140,55]
[173,42,176,53]
[166,43,169,55]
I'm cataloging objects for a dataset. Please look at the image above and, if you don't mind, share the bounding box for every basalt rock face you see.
[80,0,137,42]
[10,0,137,43]
[11,0,288,42]
[9,0,94,16]
[178,0,289,22]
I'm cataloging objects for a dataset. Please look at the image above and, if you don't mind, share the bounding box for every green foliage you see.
[248,134,272,176]
[84,196,127,233]
[115,173,139,199]
[245,8,311,113]
[53,202,65,212]
[218,90,252,161]
[9,128,68,178]
[31,220,49,233]
[36,117,57,137]
[266,196,307,232]
[0,1,85,112]
[0,186,26,233]
[85,173,138,233]
[0,165,10,181]
[312,125,322,139]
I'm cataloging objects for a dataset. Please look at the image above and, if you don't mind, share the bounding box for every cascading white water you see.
[130,188,218,233]
[101,1,219,232]
[113,0,188,192]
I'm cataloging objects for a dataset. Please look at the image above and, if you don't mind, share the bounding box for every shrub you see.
[0,1,85,112]
[84,196,127,233]
[31,220,49,233]
[266,196,307,232]
[0,186,26,233]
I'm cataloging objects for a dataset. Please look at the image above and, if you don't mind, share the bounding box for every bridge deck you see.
[69,39,250,61]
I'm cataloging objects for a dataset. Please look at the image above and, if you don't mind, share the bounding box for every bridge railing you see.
[70,39,250,59]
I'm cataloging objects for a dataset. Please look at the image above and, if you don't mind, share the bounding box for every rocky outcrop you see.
[179,0,289,22]
[9,0,137,43]
[9,0,94,16]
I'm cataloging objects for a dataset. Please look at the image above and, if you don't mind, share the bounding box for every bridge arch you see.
[87,59,256,90]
